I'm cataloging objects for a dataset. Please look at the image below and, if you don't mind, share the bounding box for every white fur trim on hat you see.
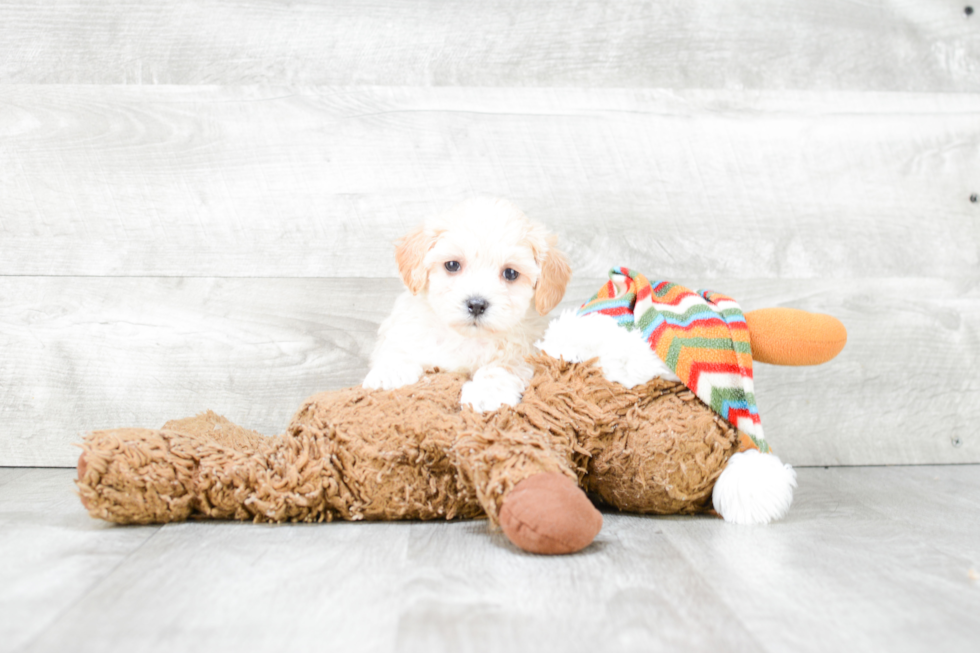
[536,310,679,388]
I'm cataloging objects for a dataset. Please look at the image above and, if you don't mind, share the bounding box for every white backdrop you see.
[1,0,978,466]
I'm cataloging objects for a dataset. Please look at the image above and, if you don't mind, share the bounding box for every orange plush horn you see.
[745,308,847,366]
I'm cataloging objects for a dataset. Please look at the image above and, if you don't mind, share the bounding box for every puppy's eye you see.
[502,268,520,282]
[444,261,461,273]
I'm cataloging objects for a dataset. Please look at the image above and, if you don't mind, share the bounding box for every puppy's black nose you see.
[466,297,489,317]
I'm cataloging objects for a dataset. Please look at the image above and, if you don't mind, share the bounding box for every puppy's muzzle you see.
[466,296,490,317]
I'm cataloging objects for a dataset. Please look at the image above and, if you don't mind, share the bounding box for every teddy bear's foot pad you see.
[499,472,603,555]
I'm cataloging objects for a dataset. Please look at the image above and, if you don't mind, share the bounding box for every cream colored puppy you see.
[363,198,571,411]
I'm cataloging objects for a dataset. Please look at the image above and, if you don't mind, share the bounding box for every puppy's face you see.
[395,198,571,336]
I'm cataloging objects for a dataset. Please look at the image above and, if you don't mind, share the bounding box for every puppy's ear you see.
[535,241,572,315]
[395,225,436,295]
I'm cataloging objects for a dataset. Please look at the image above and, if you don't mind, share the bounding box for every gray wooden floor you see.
[2,466,978,653]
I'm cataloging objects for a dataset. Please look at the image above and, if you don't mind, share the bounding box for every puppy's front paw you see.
[363,363,423,390]
[460,367,525,412]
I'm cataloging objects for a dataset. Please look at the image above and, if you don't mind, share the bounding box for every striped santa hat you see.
[578,267,769,454]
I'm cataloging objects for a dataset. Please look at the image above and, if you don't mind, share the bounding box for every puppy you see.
[363,198,571,411]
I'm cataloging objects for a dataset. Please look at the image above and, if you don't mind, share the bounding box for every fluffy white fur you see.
[364,198,571,412]
[536,310,679,387]
[712,449,797,524]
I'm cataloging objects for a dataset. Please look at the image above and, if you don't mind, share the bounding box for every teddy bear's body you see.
[78,354,738,532]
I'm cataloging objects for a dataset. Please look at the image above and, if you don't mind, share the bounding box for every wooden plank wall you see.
[1,1,978,466]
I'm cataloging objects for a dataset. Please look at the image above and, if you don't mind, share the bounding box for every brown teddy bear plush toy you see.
[76,274,846,555]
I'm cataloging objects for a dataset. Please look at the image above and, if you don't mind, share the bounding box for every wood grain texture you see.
[18,520,764,653]
[658,466,980,653]
[725,276,980,467]
[1,86,977,278]
[2,276,977,467]
[0,467,30,488]
[3,466,979,653]
[820,465,980,565]
[0,1,977,90]
[0,469,160,653]
[0,276,395,467]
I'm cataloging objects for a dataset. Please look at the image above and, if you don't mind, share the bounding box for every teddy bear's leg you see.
[582,382,742,515]
[76,411,283,523]
[455,416,602,555]
[78,374,490,525]
[498,472,603,555]
[78,416,483,525]
[77,427,212,523]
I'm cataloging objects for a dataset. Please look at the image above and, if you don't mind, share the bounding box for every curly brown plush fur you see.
[77,354,739,553]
